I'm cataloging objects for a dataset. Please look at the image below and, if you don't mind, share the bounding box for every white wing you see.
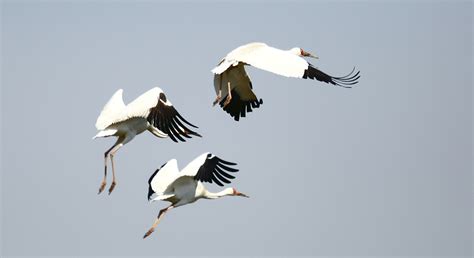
[148,159,180,201]
[179,152,209,177]
[95,89,126,130]
[214,42,360,87]
[217,42,309,78]
[125,87,166,118]
[96,87,201,141]
[94,88,166,131]
[180,152,239,187]
[130,87,201,142]
[211,42,266,75]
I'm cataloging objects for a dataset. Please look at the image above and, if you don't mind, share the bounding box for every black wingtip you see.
[176,113,199,129]
[188,131,202,138]
[147,99,202,142]
[333,67,360,87]
[194,155,239,186]
[169,116,202,142]
[220,90,263,121]
[304,65,360,88]
[217,157,237,166]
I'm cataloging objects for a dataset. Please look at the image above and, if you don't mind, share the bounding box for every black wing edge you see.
[194,154,239,187]
[147,94,202,143]
[147,162,167,200]
[303,65,360,88]
[219,89,263,122]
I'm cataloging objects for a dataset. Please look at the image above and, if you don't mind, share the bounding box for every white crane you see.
[143,152,248,239]
[94,87,201,194]
[211,42,360,121]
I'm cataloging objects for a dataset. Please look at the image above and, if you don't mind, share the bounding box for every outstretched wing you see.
[214,64,263,121]
[215,42,360,88]
[95,89,127,130]
[148,159,180,201]
[180,152,239,187]
[229,42,309,78]
[126,87,201,142]
[146,92,202,142]
[303,65,360,88]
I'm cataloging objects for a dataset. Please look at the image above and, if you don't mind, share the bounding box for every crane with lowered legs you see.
[143,152,248,239]
[94,87,201,194]
[212,42,360,121]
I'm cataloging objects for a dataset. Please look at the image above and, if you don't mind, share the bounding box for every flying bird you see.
[211,42,360,121]
[94,87,201,195]
[143,152,248,239]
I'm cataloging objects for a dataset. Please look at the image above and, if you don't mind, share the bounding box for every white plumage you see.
[212,42,360,121]
[212,42,308,77]
[95,89,126,131]
[94,87,201,194]
[143,152,248,239]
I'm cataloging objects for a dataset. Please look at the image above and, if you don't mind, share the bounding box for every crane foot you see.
[108,181,116,195]
[223,95,232,107]
[143,228,154,239]
[98,181,106,194]
[212,95,221,106]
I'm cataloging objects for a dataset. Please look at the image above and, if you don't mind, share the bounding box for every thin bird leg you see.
[98,144,116,194]
[108,143,123,195]
[223,81,232,107]
[212,89,222,106]
[143,205,174,239]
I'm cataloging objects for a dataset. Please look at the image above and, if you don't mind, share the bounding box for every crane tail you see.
[92,129,117,139]
[149,193,174,203]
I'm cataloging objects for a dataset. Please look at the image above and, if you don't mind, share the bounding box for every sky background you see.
[1,1,472,257]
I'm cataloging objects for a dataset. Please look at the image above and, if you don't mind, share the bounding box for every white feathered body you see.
[148,153,236,207]
[93,88,169,141]
[148,154,208,204]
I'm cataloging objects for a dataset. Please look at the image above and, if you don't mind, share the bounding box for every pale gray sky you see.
[1,1,472,257]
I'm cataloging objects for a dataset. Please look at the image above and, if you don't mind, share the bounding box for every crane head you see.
[233,188,249,198]
[289,47,318,58]
[300,48,318,59]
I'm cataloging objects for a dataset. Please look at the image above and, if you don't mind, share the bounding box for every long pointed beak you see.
[237,192,249,198]
[302,50,318,59]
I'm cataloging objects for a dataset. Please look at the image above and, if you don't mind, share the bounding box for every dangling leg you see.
[98,136,124,195]
[212,89,222,106]
[98,144,115,194]
[223,81,232,107]
[108,142,123,195]
[143,205,174,239]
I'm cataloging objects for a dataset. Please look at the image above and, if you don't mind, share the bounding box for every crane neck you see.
[202,187,234,199]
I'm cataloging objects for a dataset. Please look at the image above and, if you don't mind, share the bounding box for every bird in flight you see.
[212,42,360,121]
[94,87,201,195]
[143,152,248,239]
